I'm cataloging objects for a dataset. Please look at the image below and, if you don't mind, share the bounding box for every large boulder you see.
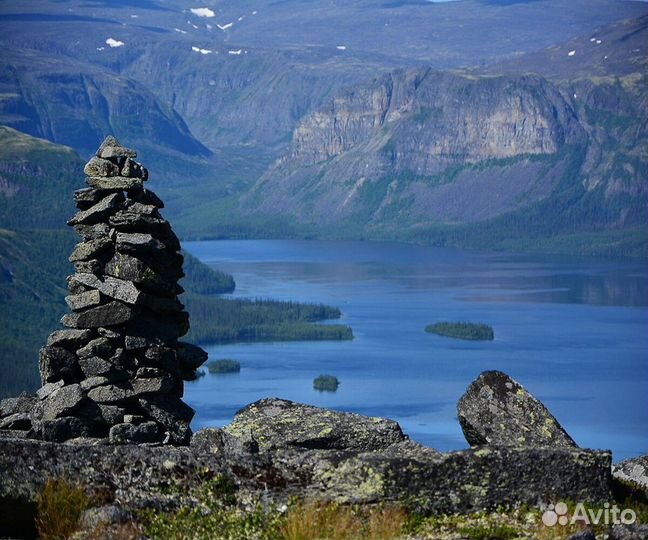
[613,454,648,496]
[224,398,405,452]
[457,370,578,448]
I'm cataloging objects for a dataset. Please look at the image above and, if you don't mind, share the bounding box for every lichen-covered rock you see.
[0,433,612,521]
[457,370,577,448]
[613,454,648,496]
[225,398,405,452]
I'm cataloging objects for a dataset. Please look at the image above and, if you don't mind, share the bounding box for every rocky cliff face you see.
[244,31,647,241]
[246,69,588,225]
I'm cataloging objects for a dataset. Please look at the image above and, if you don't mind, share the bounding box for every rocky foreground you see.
[1,371,646,539]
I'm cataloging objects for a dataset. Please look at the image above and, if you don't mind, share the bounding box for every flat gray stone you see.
[87,384,134,404]
[457,370,578,448]
[41,384,84,420]
[115,232,165,254]
[79,356,115,378]
[65,290,102,311]
[67,192,124,226]
[61,301,135,329]
[86,176,144,190]
[74,188,115,209]
[109,422,162,445]
[36,381,65,401]
[47,329,93,349]
[84,156,120,177]
[132,376,175,396]
[70,273,143,305]
[38,417,90,442]
[77,337,113,360]
[0,395,37,416]
[224,398,405,453]
[68,238,113,263]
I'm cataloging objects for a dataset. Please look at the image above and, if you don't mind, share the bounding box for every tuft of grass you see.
[36,478,90,540]
[458,523,519,540]
[280,501,406,540]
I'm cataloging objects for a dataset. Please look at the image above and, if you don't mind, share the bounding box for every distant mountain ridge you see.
[235,16,647,256]
[0,1,646,255]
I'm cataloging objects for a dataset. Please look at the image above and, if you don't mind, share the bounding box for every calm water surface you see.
[183,240,648,461]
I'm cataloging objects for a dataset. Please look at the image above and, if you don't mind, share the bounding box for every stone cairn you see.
[32,136,207,445]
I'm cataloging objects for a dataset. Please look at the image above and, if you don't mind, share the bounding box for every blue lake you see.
[183,240,648,462]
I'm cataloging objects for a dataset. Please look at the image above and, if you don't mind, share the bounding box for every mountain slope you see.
[236,17,648,256]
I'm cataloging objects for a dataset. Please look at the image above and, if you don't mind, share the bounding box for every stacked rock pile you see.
[31,136,207,445]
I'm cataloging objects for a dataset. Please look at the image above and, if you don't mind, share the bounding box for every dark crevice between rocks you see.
[0,496,37,540]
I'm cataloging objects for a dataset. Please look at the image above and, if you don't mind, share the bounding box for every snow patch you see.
[596,40,602,44]
[590,38,596,42]
[174,28,188,34]
[238,16,244,21]
[336,45,347,50]
[252,10,257,15]
[217,22,233,30]
[228,49,242,55]
[568,50,576,57]
[96,47,105,51]
[190,7,215,18]
[106,38,125,48]
[130,15,139,18]
[192,46,213,55]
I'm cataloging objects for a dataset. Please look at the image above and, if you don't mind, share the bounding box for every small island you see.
[313,374,340,392]
[207,359,241,374]
[425,322,494,341]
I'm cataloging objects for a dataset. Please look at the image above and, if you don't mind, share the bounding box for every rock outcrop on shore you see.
[1,136,207,445]
[457,370,578,448]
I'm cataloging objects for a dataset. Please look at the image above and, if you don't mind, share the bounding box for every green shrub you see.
[425,322,494,341]
[314,375,340,392]
[208,359,241,374]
